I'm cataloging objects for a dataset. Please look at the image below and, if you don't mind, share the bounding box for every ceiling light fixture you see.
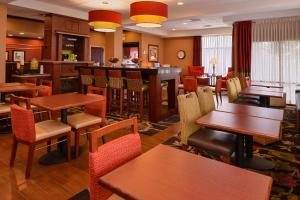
[88,10,122,32]
[130,1,168,28]
[102,1,109,4]
[183,22,188,25]
[172,28,176,31]
[7,33,13,37]
[177,2,184,6]
[19,32,25,35]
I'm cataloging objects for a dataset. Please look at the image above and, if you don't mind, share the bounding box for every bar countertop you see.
[75,66,182,75]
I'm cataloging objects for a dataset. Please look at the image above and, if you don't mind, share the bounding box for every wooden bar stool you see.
[126,71,149,119]
[108,70,124,115]
[93,69,108,96]
[80,68,94,94]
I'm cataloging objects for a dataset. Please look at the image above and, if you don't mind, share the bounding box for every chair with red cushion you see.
[67,90,106,158]
[215,78,223,105]
[89,118,141,200]
[9,95,71,179]
[38,79,52,97]
[183,77,198,93]
[188,66,205,76]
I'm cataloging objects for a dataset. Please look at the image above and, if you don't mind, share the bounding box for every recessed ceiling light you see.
[19,32,25,35]
[7,33,13,37]
[172,28,176,31]
[102,1,109,4]
[37,36,42,39]
[177,2,184,5]
[183,22,188,25]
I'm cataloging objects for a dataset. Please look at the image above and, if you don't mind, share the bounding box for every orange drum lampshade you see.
[130,1,168,28]
[88,10,122,32]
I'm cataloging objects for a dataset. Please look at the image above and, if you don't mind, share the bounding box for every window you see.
[202,35,232,76]
[251,17,300,104]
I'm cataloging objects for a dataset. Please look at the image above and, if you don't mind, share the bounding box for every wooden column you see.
[105,27,123,66]
[0,4,7,83]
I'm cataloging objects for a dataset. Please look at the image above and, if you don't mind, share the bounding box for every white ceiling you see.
[2,0,300,37]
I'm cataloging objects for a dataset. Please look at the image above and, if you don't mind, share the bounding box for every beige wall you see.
[140,33,164,67]
[90,31,106,47]
[0,4,7,83]
[164,37,193,75]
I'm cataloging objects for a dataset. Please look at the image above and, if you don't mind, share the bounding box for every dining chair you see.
[126,71,149,119]
[214,78,223,105]
[196,87,215,115]
[9,95,72,179]
[38,79,52,97]
[226,78,238,103]
[183,77,197,93]
[67,90,106,158]
[177,92,236,157]
[89,118,141,200]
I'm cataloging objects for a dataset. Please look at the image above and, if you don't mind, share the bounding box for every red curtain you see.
[193,36,202,66]
[232,21,252,75]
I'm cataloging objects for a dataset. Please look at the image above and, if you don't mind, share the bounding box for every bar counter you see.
[77,66,182,122]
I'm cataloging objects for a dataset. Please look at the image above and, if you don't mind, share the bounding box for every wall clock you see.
[177,50,186,59]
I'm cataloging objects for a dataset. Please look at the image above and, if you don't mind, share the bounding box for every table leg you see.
[39,109,68,165]
[235,134,245,167]
[259,96,270,107]
[0,92,5,102]
[244,135,275,170]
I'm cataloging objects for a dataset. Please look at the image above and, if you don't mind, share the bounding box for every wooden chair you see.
[93,69,108,96]
[20,78,38,98]
[177,92,236,158]
[196,87,216,115]
[9,95,72,179]
[89,118,141,200]
[67,90,106,158]
[108,70,124,115]
[214,78,223,105]
[126,71,149,119]
[80,68,94,94]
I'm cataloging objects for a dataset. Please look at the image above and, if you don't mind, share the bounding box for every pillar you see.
[0,3,7,83]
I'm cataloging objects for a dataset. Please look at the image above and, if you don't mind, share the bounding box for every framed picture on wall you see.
[148,44,159,62]
[13,50,25,62]
[5,51,8,61]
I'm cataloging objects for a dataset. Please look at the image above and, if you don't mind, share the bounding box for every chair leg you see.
[10,137,18,168]
[75,130,80,158]
[101,136,105,144]
[215,92,219,105]
[25,144,35,179]
[127,90,131,117]
[47,140,51,153]
[120,89,124,115]
[139,92,144,119]
[219,92,222,103]
[66,132,71,161]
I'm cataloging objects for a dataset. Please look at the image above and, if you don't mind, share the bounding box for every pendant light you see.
[88,10,122,32]
[130,1,168,28]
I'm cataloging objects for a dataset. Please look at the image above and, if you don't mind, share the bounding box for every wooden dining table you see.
[99,144,273,200]
[239,87,284,107]
[217,103,284,121]
[31,93,105,165]
[196,111,281,169]
[248,86,284,93]
[251,81,283,88]
[0,82,40,102]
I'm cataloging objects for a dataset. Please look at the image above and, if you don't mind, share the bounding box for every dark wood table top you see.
[248,86,284,93]
[99,144,272,200]
[240,88,284,98]
[0,82,39,93]
[196,111,281,140]
[217,103,284,121]
[30,93,105,111]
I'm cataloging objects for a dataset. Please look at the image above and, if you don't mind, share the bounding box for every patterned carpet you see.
[163,106,300,200]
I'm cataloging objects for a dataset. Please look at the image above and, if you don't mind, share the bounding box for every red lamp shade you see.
[88,10,122,32]
[130,1,168,28]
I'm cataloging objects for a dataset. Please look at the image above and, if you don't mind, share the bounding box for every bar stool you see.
[93,69,107,96]
[126,71,149,119]
[80,68,94,94]
[108,70,124,115]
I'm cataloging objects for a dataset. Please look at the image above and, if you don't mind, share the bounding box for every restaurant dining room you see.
[0,0,300,199]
